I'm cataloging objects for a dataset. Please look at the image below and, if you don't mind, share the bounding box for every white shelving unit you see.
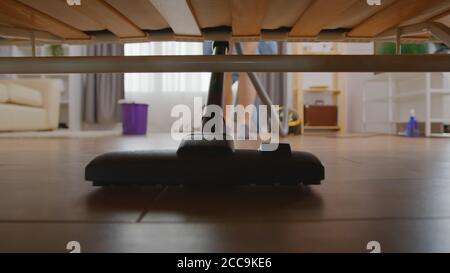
[10,45,84,131]
[363,73,450,137]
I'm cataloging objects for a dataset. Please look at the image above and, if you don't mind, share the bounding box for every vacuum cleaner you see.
[85,42,325,187]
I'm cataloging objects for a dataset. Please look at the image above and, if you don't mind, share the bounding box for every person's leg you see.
[236,42,259,126]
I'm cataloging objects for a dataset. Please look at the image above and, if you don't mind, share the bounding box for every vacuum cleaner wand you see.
[202,41,229,133]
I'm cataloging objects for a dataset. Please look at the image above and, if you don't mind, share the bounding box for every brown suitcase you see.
[304,105,338,126]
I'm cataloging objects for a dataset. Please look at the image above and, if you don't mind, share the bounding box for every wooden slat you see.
[289,0,359,37]
[149,0,202,37]
[433,9,450,22]
[231,0,269,37]
[263,0,312,30]
[326,0,397,29]
[436,14,450,28]
[105,0,169,30]
[0,25,61,42]
[18,0,104,31]
[68,0,146,39]
[0,0,90,40]
[0,12,41,31]
[349,0,447,38]
[429,4,450,27]
[401,1,450,26]
[189,0,231,29]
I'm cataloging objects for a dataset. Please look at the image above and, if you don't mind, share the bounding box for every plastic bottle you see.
[405,109,420,137]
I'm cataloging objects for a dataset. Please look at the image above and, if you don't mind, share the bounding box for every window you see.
[125,42,210,93]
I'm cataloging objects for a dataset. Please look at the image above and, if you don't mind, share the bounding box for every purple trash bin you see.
[121,103,148,135]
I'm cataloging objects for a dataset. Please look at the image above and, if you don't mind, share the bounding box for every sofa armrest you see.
[39,83,62,129]
[2,79,63,129]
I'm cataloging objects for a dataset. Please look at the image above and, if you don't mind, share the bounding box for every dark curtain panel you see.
[0,46,12,79]
[84,43,124,125]
[255,42,287,106]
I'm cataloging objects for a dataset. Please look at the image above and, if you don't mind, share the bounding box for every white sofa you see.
[0,79,62,132]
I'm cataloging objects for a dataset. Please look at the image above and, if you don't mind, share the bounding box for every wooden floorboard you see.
[1,219,450,253]
[0,134,450,252]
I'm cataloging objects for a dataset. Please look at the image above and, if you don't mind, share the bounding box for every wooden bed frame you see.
[0,0,449,74]
[0,0,448,44]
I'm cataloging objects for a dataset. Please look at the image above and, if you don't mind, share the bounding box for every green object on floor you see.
[375,42,433,55]
[48,45,64,56]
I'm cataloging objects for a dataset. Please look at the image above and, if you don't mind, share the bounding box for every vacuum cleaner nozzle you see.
[85,134,324,187]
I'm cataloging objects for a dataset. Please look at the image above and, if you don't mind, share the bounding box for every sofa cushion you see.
[0,83,8,103]
[7,83,43,107]
[0,103,47,131]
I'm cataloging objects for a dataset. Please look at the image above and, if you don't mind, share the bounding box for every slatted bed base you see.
[0,0,448,45]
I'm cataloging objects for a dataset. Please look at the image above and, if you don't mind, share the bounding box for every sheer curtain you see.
[125,42,210,94]
[124,42,210,132]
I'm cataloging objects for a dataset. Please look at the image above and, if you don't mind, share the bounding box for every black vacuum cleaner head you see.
[85,134,325,187]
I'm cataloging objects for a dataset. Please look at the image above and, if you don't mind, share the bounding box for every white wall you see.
[345,43,375,133]
[444,73,450,119]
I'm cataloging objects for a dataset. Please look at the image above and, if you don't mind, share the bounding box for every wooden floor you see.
[1,134,450,253]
